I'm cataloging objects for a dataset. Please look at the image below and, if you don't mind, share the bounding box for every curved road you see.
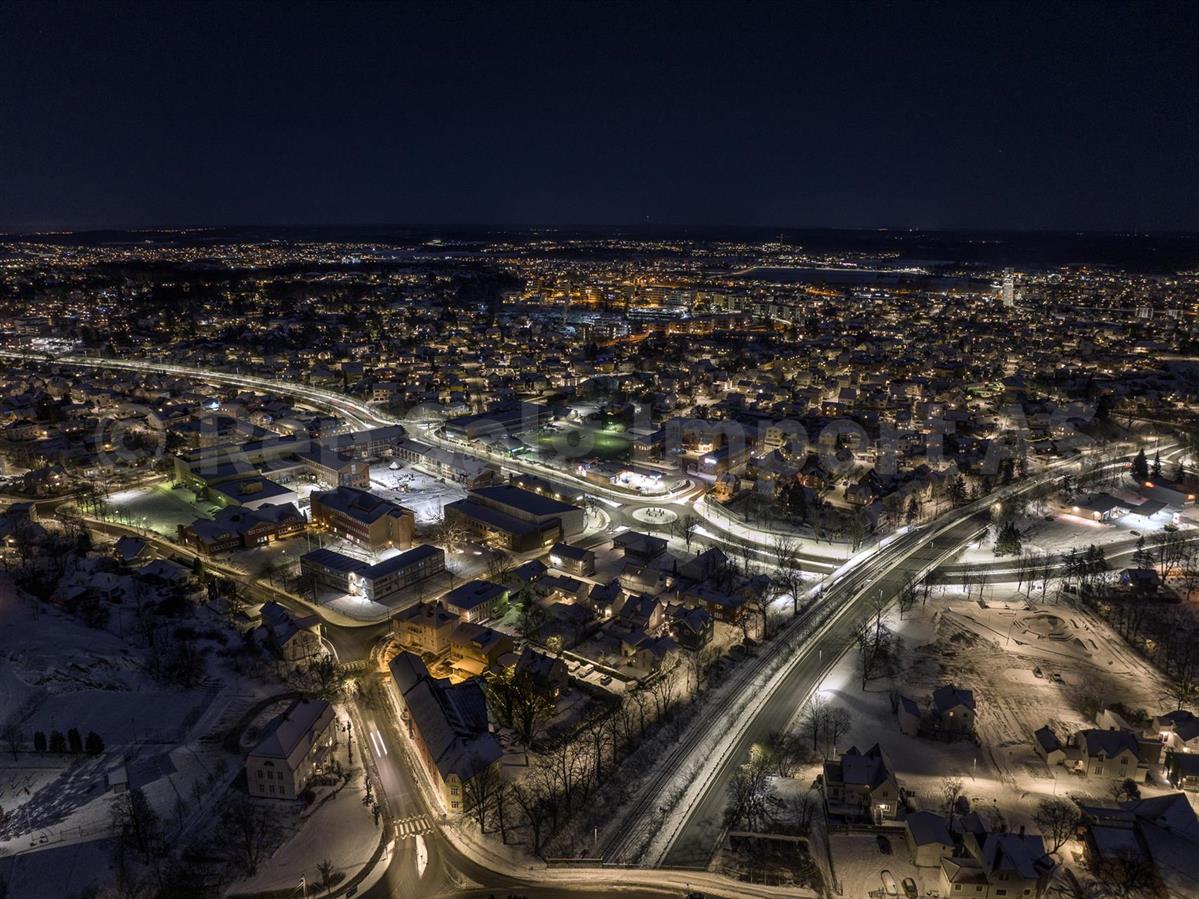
[5,349,1183,893]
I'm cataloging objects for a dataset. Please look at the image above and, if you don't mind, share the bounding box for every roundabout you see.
[631,506,678,527]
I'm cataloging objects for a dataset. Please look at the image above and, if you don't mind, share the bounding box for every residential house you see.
[255,600,325,663]
[1033,726,1066,767]
[1077,793,1199,897]
[905,810,955,868]
[514,646,569,701]
[393,602,458,659]
[617,594,664,633]
[245,699,336,800]
[667,604,713,651]
[443,580,509,623]
[449,622,513,677]
[822,744,899,822]
[1154,709,1199,758]
[620,631,678,672]
[1068,729,1148,782]
[585,580,626,620]
[612,530,667,564]
[547,542,596,577]
[930,685,977,738]
[896,695,922,737]
[939,826,1056,899]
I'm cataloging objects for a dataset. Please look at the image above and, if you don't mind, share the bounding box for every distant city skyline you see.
[1,1,1196,231]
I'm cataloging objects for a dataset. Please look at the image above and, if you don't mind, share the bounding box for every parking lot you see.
[369,462,466,524]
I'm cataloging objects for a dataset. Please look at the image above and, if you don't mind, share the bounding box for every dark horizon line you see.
[4,221,1199,241]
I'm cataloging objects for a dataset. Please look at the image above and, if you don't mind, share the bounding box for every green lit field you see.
[532,425,630,460]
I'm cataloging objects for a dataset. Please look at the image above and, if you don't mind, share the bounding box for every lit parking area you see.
[368,462,466,524]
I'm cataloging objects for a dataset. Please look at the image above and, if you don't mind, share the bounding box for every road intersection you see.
[5,349,1180,897]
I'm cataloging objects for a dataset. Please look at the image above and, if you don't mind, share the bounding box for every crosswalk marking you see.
[395,814,432,838]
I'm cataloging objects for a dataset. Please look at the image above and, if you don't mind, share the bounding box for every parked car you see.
[1033,666,1043,678]
[877,834,892,854]
[599,674,612,686]
[902,876,918,898]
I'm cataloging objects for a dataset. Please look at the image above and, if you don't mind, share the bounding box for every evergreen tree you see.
[1133,536,1153,571]
[48,730,66,753]
[947,476,968,507]
[994,521,1022,557]
[1131,448,1149,482]
[33,731,46,753]
[1151,451,1162,479]
[67,727,82,754]
[905,495,921,524]
[84,731,105,755]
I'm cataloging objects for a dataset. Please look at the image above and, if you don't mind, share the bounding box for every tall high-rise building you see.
[1001,272,1016,308]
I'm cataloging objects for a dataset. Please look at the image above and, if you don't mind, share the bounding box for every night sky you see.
[2,1,1197,232]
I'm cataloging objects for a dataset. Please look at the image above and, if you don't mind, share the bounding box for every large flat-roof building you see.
[444,483,583,551]
[310,486,415,550]
[208,476,299,511]
[177,502,307,555]
[298,447,370,489]
[301,544,445,604]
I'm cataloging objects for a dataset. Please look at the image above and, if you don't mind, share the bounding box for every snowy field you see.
[369,462,466,524]
[800,579,1175,865]
[103,483,215,534]
[0,570,277,895]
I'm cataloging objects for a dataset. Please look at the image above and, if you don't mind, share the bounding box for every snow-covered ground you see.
[797,579,1177,885]
[104,483,215,535]
[0,567,278,895]
[369,462,466,525]
[829,832,924,899]
[953,490,1190,568]
[227,748,381,896]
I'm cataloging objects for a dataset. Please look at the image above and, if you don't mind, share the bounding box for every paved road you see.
[356,693,702,899]
[616,449,1152,869]
[661,514,987,868]
[7,350,1180,891]
[0,350,860,572]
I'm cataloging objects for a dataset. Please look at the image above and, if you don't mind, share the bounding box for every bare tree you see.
[111,786,163,862]
[940,775,966,823]
[822,707,852,759]
[1,723,21,760]
[770,534,806,617]
[897,575,918,620]
[854,594,899,689]
[724,755,773,833]
[790,789,820,834]
[680,513,700,552]
[1035,797,1080,853]
[1090,849,1166,899]
[509,781,553,857]
[461,759,503,833]
[799,692,828,753]
[220,797,279,877]
[317,858,335,896]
